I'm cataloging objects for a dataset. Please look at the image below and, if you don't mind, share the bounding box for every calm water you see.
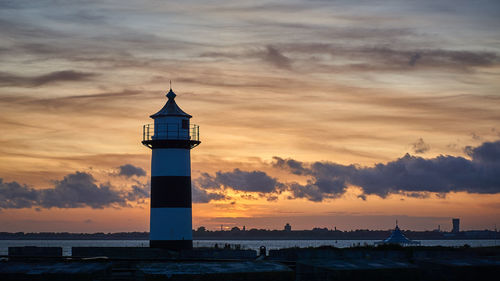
[1,239,498,256]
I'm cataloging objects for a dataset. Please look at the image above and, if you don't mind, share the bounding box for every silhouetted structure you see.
[284,223,292,232]
[142,86,200,250]
[375,223,421,246]
[452,218,460,233]
[2,228,499,240]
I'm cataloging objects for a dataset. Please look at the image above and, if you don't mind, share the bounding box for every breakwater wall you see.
[1,246,499,280]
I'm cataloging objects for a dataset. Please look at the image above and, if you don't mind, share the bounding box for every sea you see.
[1,239,498,256]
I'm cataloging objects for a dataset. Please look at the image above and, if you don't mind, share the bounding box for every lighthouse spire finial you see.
[166,80,176,99]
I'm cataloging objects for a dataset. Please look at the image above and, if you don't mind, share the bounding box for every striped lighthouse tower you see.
[142,87,200,249]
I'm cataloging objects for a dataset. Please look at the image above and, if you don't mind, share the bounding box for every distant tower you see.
[142,87,200,249]
[284,223,292,232]
[452,218,460,233]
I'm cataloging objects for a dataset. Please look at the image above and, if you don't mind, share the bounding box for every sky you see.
[1,0,500,232]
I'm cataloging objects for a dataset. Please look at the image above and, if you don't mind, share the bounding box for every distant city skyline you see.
[1,0,500,232]
[196,217,479,232]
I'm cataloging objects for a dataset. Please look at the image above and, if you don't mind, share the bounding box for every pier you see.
[1,245,499,280]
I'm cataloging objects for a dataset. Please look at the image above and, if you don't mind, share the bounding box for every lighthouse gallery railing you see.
[143,123,200,143]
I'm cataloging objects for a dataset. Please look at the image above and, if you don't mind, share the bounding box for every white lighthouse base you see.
[150,208,193,241]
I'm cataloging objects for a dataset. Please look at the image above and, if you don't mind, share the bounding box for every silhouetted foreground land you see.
[1,228,498,240]
[1,245,499,280]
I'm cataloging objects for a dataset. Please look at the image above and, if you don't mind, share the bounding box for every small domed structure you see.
[375,222,421,246]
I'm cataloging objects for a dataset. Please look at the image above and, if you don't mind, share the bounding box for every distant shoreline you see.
[1,238,498,241]
[1,230,498,240]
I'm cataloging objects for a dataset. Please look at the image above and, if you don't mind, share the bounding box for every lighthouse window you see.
[182,119,189,129]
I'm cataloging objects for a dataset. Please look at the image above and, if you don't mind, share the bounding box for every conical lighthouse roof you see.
[150,89,192,119]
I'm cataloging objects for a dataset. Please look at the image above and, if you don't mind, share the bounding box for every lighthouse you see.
[142,87,200,249]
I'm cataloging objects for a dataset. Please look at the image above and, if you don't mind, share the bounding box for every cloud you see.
[192,185,228,203]
[117,164,146,177]
[262,45,292,69]
[276,43,500,72]
[191,140,500,202]
[191,168,285,203]
[0,179,39,209]
[125,184,150,201]
[273,140,500,200]
[465,140,500,163]
[470,132,482,140]
[199,45,292,70]
[38,172,126,209]
[287,182,325,202]
[0,70,97,87]
[0,89,154,124]
[197,168,283,193]
[412,138,430,154]
[0,17,64,40]
[0,171,149,210]
[272,156,309,175]
[409,52,421,66]
[4,141,500,208]
[273,157,356,201]
[199,43,500,74]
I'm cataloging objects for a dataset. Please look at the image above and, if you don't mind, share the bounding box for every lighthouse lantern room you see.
[142,87,200,249]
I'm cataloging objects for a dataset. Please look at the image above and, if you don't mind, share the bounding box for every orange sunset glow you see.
[1,0,500,233]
